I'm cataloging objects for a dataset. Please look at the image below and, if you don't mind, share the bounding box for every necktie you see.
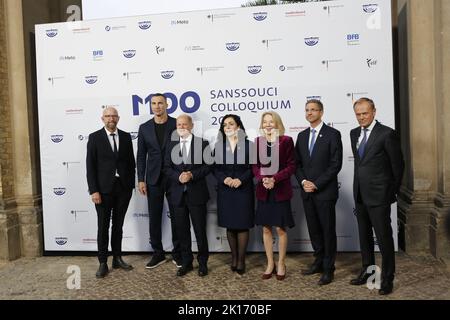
[358,128,368,158]
[181,140,188,164]
[309,129,316,156]
[110,133,118,156]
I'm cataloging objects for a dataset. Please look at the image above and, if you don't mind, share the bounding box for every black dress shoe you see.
[176,264,193,277]
[112,256,133,270]
[318,272,334,286]
[379,282,393,295]
[198,265,208,277]
[302,264,323,275]
[350,268,371,285]
[96,263,109,278]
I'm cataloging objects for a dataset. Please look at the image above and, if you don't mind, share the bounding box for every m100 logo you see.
[132,92,201,116]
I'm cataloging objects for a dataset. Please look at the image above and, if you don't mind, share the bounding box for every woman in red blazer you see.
[252,111,296,281]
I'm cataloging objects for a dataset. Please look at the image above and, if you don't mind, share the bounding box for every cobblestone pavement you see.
[0,252,449,300]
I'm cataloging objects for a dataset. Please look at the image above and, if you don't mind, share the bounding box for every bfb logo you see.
[46,29,58,37]
[123,50,136,58]
[132,92,201,116]
[138,21,152,30]
[53,187,66,196]
[226,42,240,51]
[51,135,64,143]
[248,65,262,74]
[305,37,319,46]
[253,12,267,21]
[161,71,174,79]
[347,34,360,41]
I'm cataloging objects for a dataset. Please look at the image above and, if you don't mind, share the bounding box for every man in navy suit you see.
[164,114,212,277]
[137,93,181,269]
[349,97,404,295]
[295,99,343,285]
[86,107,136,278]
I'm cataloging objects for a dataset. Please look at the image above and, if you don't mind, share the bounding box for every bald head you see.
[176,114,193,138]
[102,107,120,132]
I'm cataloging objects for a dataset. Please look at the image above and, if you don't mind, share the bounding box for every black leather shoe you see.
[379,281,393,295]
[350,268,371,285]
[198,265,208,277]
[112,256,133,270]
[176,264,193,277]
[96,263,109,278]
[302,264,323,275]
[318,272,334,286]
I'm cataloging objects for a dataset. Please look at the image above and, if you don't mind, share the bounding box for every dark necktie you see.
[110,133,118,156]
[181,140,188,164]
[358,128,368,158]
[309,129,316,156]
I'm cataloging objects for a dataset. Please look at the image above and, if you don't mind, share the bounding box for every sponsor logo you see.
[226,42,240,51]
[196,66,224,76]
[185,45,205,51]
[347,92,370,104]
[279,65,286,72]
[123,50,136,59]
[93,50,104,61]
[363,4,379,13]
[171,20,189,25]
[248,65,262,74]
[65,108,83,115]
[262,38,282,49]
[55,237,68,245]
[279,65,303,72]
[48,76,64,86]
[156,46,165,54]
[85,76,98,84]
[138,21,152,30]
[62,161,81,172]
[78,135,88,141]
[206,13,236,23]
[253,12,267,21]
[285,11,306,17]
[367,58,378,68]
[59,56,76,61]
[71,27,90,34]
[305,37,319,46]
[123,72,142,81]
[323,4,345,16]
[105,25,126,32]
[322,59,343,70]
[105,25,111,32]
[70,210,88,222]
[307,96,322,101]
[347,33,360,46]
[132,92,201,116]
[161,70,174,79]
[46,29,58,37]
[53,187,66,196]
[51,135,64,143]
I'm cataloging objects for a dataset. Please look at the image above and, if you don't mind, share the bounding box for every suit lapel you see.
[351,127,361,160]
[148,120,159,150]
[162,117,175,149]
[101,128,115,156]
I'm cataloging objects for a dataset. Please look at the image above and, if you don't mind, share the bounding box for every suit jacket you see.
[164,134,211,206]
[252,135,296,202]
[295,124,343,200]
[350,121,404,206]
[136,116,176,185]
[86,128,136,194]
[213,139,254,190]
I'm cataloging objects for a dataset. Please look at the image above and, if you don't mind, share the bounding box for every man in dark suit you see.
[137,93,181,269]
[295,99,343,285]
[350,97,404,295]
[164,114,212,277]
[86,107,136,278]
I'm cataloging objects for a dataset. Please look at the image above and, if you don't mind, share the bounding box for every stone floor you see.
[0,252,449,300]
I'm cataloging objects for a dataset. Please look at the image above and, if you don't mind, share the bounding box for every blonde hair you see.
[259,111,285,136]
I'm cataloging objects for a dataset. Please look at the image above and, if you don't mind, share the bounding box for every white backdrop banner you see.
[36,0,397,252]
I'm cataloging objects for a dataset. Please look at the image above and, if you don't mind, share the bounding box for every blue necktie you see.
[309,129,316,156]
[358,128,368,158]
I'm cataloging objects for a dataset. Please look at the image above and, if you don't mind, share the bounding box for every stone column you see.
[4,0,42,258]
[397,0,450,265]
[0,0,21,261]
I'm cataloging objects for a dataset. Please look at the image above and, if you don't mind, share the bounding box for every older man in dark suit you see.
[86,107,136,278]
[164,114,212,277]
[295,99,343,285]
[350,97,404,295]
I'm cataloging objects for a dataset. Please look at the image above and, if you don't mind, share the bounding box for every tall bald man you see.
[87,107,136,278]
